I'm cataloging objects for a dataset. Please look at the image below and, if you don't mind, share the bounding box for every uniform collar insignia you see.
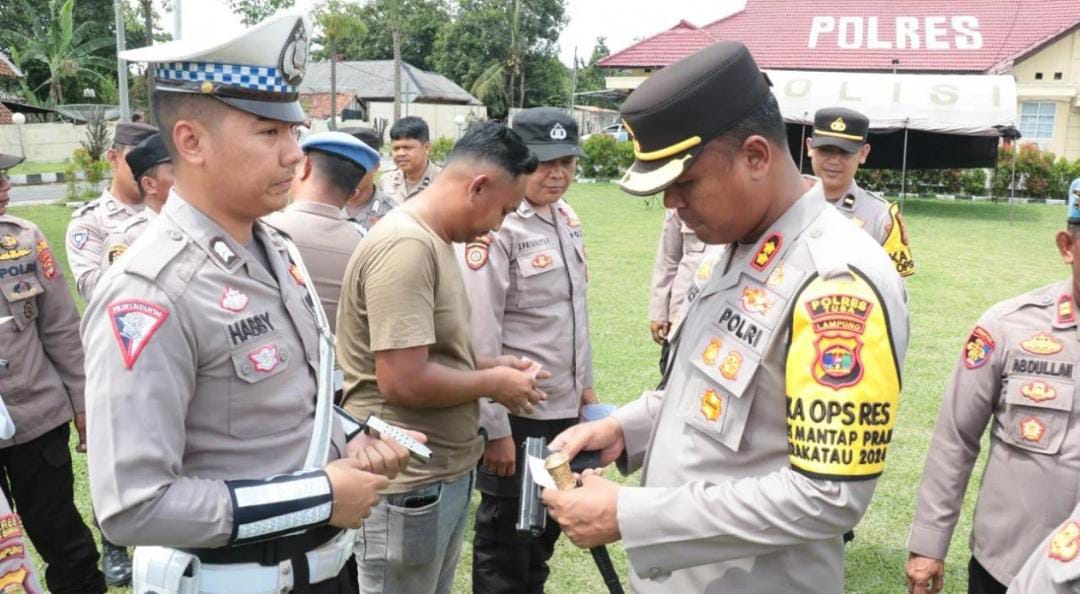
[1057,293,1076,327]
[517,200,536,217]
[841,193,856,209]
[209,236,239,268]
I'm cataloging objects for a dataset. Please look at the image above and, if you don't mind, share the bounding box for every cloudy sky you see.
[155,0,745,66]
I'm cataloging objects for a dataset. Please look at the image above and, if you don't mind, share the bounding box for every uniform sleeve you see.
[883,202,914,278]
[459,233,513,440]
[365,237,437,352]
[1007,501,1080,594]
[32,232,85,413]
[612,390,664,475]
[617,269,908,577]
[908,313,1003,560]
[66,216,105,302]
[647,212,682,322]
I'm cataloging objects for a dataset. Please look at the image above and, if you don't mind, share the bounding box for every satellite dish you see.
[53,104,121,123]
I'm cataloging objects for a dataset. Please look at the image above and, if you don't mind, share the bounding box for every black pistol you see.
[516,436,548,537]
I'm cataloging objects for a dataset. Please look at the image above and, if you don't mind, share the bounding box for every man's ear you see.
[105,147,120,168]
[1056,230,1076,264]
[173,119,211,167]
[858,143,872,165]
[299,155,313,182]
[140,175,155,197]
[467,173,490,200]
[742,135,773,181]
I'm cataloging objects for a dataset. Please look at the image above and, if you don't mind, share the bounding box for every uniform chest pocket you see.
[996,374,1075,455]
[227,334,302,438]
[514,249,566,309]
[0,276,43,332]
[680,333,762,452]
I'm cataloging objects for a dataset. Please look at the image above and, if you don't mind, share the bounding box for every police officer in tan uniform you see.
[379,116,441,203]
[265,131,380,331]
[341,126,399,232]
[101,133,174,267]
[541,42,909,593]
[85,16,416,594]
[66,122,157,302]
[905,201,1080,594]
[0,152,106,593]
[648,209,707,344]
[459,107,597,593]
[807,107,914,278]
[1007,500,1080,594]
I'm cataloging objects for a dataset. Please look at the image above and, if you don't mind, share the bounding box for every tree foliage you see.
[312,0,447,71]
[226,0,295,26]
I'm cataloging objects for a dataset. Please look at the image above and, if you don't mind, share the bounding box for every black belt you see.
[182,525,341,566]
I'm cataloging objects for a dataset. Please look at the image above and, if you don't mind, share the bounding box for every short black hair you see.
[150,90,229,154]
[389,116,430,143]
[306,149,366,198]
[711,93,788,155]
[448,122,538,178]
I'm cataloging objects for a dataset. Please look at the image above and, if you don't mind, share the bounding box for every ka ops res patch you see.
[785,271,901,480]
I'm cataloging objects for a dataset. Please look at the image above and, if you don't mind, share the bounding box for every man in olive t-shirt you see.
[336,122,544,594]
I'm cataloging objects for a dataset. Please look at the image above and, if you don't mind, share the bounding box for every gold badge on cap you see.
[279,18,309,86]
[200,81,214,94]
[830,117,847,132]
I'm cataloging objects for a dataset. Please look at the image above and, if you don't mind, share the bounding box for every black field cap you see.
[125,134,171,181]
[340,126,382,152]
[114,122,158,147]
[512,107,582,162]
[119,14,310,124]
[618,41,772,196]
[0,153,24,170]
[811,107,870,153]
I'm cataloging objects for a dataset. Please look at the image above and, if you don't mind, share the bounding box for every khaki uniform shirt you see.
[1008,500,1080,594]
[611,182,909,592]
[264,201,363,333]
[83,193,345,547]
[337,209,482,494]
[377,161,441,203]
[909,280,1080,584]
[648,209,707,327]
[102,210,156,269]
[66,189,145,301]
[827,179,914,278]
[344,186,399,234]
[458,199,593,440]
[0,216,84,447]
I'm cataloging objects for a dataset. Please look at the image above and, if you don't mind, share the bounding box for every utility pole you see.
[115,0,130,122]
[329,39,337,130]
[568,46,578,111]
[391,0,402,122]
[141,0,155,122]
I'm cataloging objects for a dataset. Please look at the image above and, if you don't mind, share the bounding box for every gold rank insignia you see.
[532,254,553,269]
[720,350,743,380]
[1058,294,1075,325]
[0,235,30,262]
[107,244,128,265]
[701,337,722,365]
[751,233,782,271]
[741,286,772,315]
[465,234,493,271]
[0,235,17,251]
[700,389,722,422]
[1019,416,1046,442]
[1050,521,1080,562]
[830,117,847,132]
[1021,380,1058,403]
[1021,332,1064,355]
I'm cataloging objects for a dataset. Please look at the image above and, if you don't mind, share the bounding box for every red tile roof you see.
[299,92,356,119]
[599,0,1080,73]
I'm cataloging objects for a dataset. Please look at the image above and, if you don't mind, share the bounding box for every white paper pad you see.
[528,455,556,489]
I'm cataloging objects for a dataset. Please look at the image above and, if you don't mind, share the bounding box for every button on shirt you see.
[265,201,364,333]
[909,280,1080,585]
[0,215,84,447]
[611,182,909,592]
[378,161,441,203]
[82,193,344,547]
[66,190,145,301]
[458,199,594,439]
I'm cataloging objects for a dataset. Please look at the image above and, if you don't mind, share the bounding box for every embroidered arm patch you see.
[883,203,914,278]
[785,270,900,480]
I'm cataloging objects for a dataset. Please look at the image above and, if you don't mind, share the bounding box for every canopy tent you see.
[767,69,1018,170]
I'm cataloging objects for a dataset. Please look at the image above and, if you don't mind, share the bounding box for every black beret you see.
[125,133,171,181]
[114,122,159,148]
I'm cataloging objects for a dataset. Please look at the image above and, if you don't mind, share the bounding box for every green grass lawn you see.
[8,160,70,176]
[10,187,1068,593]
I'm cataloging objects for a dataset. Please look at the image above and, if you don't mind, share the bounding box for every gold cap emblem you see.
[200,81,214,94]
[830,117,847,132]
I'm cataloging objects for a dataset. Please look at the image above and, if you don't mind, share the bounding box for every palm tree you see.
[470,0,526,110]
[8,0,115,106]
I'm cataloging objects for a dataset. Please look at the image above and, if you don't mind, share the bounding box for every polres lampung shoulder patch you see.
[785,270,900,480]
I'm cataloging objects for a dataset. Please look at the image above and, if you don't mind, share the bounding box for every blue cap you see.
[300,131,381,174]
[1070,177,1080,224]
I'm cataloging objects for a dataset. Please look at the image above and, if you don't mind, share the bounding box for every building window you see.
[1054,72,1063,80]
[1019,101,1056,140]
[1035,72,1044,80]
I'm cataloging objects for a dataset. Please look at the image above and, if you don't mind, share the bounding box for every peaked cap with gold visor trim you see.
[810,107,870,153]
[120,14,311,124]
[617,41,772,196]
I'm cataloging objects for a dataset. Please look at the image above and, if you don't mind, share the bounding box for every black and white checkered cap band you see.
[156,61,297,94]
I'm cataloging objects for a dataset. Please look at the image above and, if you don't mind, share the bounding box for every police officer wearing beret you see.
[541,42,910,593]
[83,15,418,594]
[265,131,380,331]
[66,121,157,303]
[340,127,399,233]
[0,152,106,593]
[458,107,598,593]
[102,133,175,267]
[807,107,914,278]
[905,201,1080,593]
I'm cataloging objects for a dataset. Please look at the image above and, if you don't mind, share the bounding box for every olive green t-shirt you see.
[337,208,482,493]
